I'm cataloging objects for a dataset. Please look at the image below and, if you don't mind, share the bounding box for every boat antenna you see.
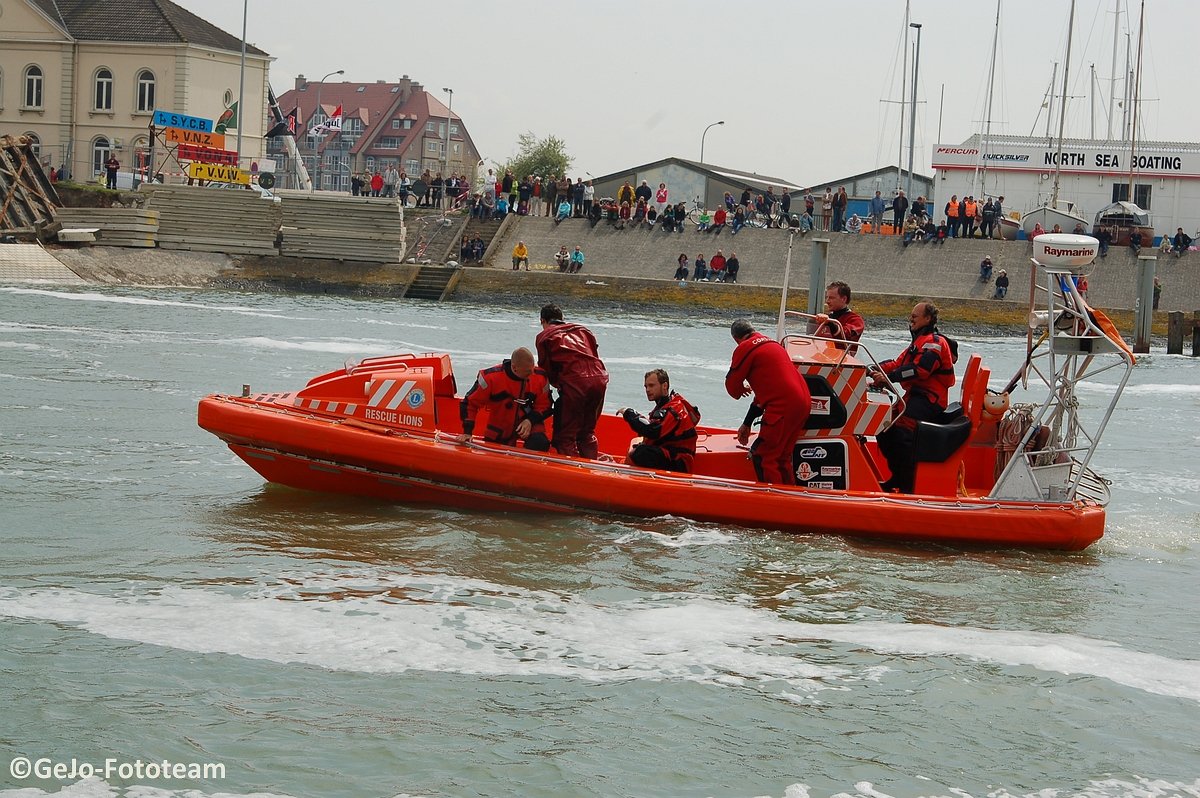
[1051,0,1076,208]
[1125,0,1145,204]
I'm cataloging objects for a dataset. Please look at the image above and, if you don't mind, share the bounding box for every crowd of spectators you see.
[673,251,741,283]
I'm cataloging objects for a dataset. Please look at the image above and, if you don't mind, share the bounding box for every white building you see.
[932,134,1200,235]
[0,0,270,184]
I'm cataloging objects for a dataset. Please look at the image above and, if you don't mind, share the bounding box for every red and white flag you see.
[309,104,344,137]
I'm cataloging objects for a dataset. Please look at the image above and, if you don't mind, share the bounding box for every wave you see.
[2,575,1196,702]
[0,287,293,319]
[1077,380,1200,396]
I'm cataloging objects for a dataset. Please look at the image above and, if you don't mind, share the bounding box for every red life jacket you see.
[461,361,552,444]
[624,391,702,471]
[879,327,956,422]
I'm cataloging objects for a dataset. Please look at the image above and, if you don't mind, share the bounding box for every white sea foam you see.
[0,287,289,318]
[1,574,1198,702]
[228,337,399,355]
[0,777,300,797]
[1077,380,1200,396]
[3,777,1198,798]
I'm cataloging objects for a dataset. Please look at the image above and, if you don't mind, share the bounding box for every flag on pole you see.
[215,101,239,134]
[308,105,344,137]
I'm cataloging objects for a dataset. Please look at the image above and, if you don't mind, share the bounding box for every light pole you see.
[313,68,343,192]
[442,87,453,208]
[906,23,921,202]
[235,0,247,164]
[700,120,724,164]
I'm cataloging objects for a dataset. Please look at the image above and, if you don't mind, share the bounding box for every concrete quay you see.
[483,215,1195,314]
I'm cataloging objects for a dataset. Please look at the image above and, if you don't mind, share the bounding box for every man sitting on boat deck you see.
[536,304,609,459]
[869,301,957,494]
[618,369,701,473]
[812,281,865,349]
[460,347,552,451]
[725,320,812,485]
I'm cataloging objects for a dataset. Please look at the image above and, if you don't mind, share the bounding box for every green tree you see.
[499,132,573,179]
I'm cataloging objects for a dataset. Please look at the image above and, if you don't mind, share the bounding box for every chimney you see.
[296,74,307,91]
[397,75,411,102]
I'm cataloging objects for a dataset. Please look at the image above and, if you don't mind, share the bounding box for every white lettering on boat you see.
[363,408,424,426]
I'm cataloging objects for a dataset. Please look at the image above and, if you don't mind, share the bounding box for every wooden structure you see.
[0,135,61,235]
[139,183,279,256]
[278,193,406,263]
[55,208,160,248]
[1166,311,1200,356]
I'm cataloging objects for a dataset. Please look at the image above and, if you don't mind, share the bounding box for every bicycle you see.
[682,196,706,226]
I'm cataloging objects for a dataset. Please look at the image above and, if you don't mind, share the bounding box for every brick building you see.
[272,75,481,192]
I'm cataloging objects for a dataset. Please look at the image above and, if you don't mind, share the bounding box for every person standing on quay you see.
[535,304,609,458]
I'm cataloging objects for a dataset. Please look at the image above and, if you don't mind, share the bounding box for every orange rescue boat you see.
[197,235,1132,551]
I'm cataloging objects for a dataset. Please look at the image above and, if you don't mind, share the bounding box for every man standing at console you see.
[535,304,609,458]
[812,281,865,346]
[725,320,811,485]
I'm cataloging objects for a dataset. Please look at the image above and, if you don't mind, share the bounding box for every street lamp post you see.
[700,120,724,164]
[906,23,922,202]
[442,87,453,209]
[313,68,344,192]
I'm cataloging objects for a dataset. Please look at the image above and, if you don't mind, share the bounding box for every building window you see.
[391,119,400,130]
[425,140,444,154]
[94,68,113,111]
[450,124,458,135]
[403,119,413,129]
[379,137,400,149]
[365,157,375,172]
[136,70,155,112]
[438,122,445,137]
[92,137,112,177]
[24,65,44,108]
[1111,183,1152,210]
[425,120,434,132]
[405,159,419,174]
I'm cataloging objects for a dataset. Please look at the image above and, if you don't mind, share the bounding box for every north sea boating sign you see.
[933,140,1200,179]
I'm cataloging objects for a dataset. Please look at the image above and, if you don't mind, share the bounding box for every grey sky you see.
[184,0,1199,187]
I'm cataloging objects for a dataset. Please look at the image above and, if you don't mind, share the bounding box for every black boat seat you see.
[913,402,972,463]
[801,374,848,430]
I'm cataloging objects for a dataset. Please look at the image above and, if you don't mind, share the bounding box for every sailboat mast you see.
[897,0,910,192]
[976,0,1001,197]
[1043,63,1057,140]
[1126,0,1145,202]
[1107,0,1120,140]
[1051,0,1076,208]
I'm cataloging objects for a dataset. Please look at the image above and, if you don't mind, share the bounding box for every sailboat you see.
[1021,0,1091,237]
[1093,0,1151,247]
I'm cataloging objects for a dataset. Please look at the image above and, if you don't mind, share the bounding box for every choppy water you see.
[1,285,1198,798]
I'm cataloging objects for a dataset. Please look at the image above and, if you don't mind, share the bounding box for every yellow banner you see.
[187,162,249,185]
[165,127,227,149]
